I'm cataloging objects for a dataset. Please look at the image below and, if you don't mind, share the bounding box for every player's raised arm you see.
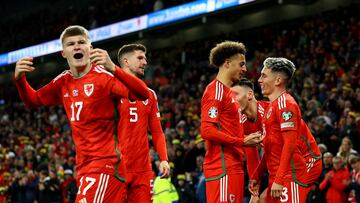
[14,57,35,80]
[14,57,44,108]
[90,48,149,100]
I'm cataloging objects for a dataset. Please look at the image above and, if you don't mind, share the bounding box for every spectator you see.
[60,169,77,203]
[319,156,351,203]
[176,174,195,203]
[153,163,179,203]
[337,136,358,164]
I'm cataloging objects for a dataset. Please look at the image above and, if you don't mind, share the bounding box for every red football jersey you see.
[262,92,307,185]
[241,101,269,176]
[118,88,168,173]
[201,80,244,179]
[298,120,321,159]
[16,64,131,177]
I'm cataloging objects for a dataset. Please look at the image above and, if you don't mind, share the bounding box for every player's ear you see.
[124,58,129,66]
[275,75,282,86]
[224,59,230,69]
[61,50,66,58]
[247,90,252,100]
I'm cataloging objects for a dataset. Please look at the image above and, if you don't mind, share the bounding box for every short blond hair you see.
[60,25,90,45]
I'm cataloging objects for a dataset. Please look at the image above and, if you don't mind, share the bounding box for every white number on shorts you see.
[70,101,83,121]
[77,176,96,195]
[130,107,138,122]
[280,187,289,202]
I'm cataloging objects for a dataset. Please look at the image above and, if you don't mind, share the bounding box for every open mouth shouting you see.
[73,53,84,59]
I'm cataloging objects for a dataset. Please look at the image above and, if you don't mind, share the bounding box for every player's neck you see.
[246,100,258,121]
[71,63,92,78]
[268,88,286,102]
[216,71,232,87]
[123,67,140,78]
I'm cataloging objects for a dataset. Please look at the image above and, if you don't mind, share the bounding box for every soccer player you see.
[200,41,263,203]
[232,78,322,203]
[249,57,309,203]
[14,25,149,203]
[114,44,169,203]
[232,78,268,203]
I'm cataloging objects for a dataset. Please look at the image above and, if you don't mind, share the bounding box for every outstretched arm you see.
[90,48,149,100]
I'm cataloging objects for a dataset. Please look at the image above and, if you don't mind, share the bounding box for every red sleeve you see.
[274,130,297,185]
[15,75,61,108]
[251,153,267,182]
[245,146,260,176]
[200,121,243,146]
[149,91,168,161]
[200,88,243,146]
[113,66,149,100]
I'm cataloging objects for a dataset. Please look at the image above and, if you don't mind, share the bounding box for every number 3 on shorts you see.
[280,187,288,202]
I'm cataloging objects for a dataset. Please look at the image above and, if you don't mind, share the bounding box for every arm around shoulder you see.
[113,66,149,100]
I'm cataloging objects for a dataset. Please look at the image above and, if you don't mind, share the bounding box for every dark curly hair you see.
[209,41,246,68]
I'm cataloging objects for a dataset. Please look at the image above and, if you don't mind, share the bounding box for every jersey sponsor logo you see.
[282,111,293,121]
[266,107,272,118]
[105,164,114,169]
[229,194,236,203]
[142,99,149,105]
[208,106,218,119]
[281,122,294,128]
[84,84,94,97]
[73,89,79,96]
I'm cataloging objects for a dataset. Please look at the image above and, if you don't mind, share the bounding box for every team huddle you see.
[14,25,321,203]
[200,42,322,203]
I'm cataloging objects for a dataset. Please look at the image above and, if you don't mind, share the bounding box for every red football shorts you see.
[126,170,154,203]
[75,173,126,203]
[206,173,244,203]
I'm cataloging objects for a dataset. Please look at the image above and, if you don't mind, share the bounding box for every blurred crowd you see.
[0,0,192,54]
[0,3,360,203]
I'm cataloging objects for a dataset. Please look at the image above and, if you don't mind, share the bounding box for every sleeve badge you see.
[282,111,293,121]
[208,107,218,119]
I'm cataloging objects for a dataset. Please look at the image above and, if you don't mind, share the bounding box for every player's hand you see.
[90,48,116,72]
[244,131,263,146]
[249,179,260,196]
[249,195,260,203]
[159,160,170,178]
[270,182,283,199]
[14,57,35,80]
